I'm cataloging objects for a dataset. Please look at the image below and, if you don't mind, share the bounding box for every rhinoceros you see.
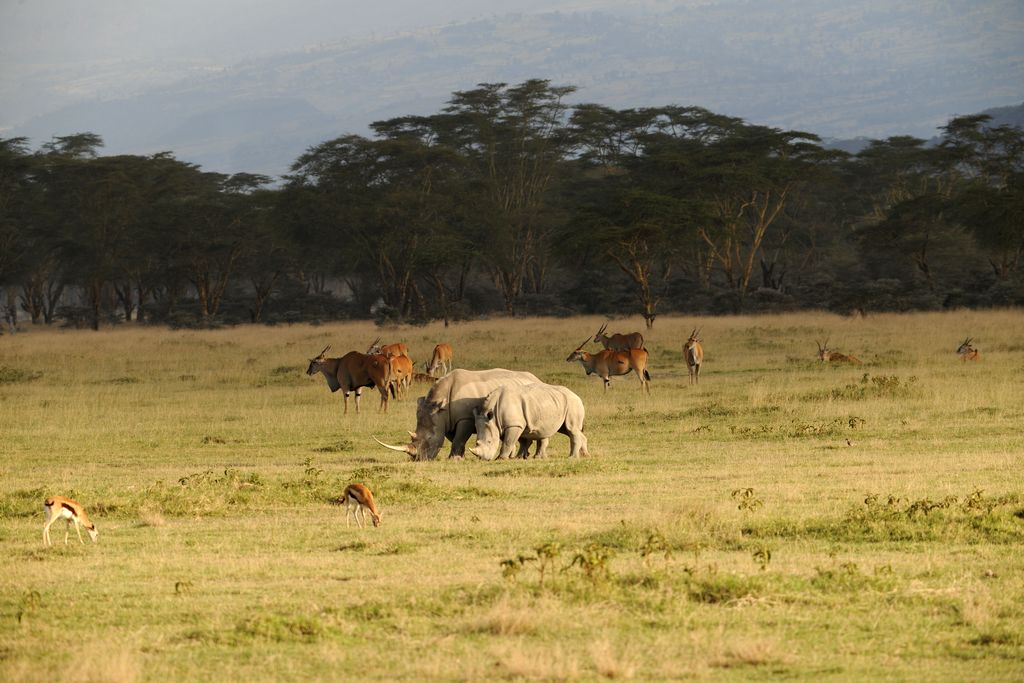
[468,383,589,460]
[374,368,540,461]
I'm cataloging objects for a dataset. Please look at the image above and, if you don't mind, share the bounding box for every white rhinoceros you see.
[469,383,589,460]
[375,368,540,460]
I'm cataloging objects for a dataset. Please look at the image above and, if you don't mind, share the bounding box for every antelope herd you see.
[43,324,985,546]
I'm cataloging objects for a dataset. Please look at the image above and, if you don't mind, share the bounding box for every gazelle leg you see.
[43,517,57,546]
[356,506,365,528]
[74,518,85,544]
[64,519,71,545]
[346,502,352,527]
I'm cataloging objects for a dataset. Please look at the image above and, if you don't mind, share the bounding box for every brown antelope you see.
[957,337,980,362]
[593,322,645,351]
[427,343,453,376]
[816,339,862,364]
[567,337,651,393]
[683,328,704,385]
[388,354,413,399]
[343,483,382,528]
[411,371,438,385]
[43,496,98,546]
[306,345,393,414]
[367,337,409,359]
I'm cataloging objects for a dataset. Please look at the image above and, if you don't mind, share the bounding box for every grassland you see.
[1,311,1022,682]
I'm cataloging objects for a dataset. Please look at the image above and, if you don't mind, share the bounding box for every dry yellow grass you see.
[1,310,1022,681]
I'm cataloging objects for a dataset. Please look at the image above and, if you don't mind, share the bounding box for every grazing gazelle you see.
[593,323,645,351]
[957,337,980,362]
[343,483,382,528]
[683,328,704,385]
[427,343,453,377]
[567,337,651,393]
[816,339,862,364]
[43,496,98,546]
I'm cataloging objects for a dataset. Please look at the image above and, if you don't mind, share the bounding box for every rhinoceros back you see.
[428,368,542,433]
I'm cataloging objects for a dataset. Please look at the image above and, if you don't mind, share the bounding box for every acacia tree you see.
[564,105,694,327]
[427,79,577,315]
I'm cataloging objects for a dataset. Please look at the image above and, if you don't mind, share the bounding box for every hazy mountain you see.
[6,1,1022,176]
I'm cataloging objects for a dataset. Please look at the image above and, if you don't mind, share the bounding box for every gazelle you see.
[43,496,98,546]
[957,337,980,362]
[683,328,704,385]
[388,354,413,399]
[427,343,453,376]
[367,337,409,359]
[593,323,645,351]
[567,337,651,393]
[816,339,862,364]
[343,483,382,528]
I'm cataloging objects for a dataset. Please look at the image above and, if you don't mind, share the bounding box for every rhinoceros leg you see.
[515,439,531,459]
[497,426,524,460]
[534,437,550,459]
[448,419,475,459]
[568,430,588,458]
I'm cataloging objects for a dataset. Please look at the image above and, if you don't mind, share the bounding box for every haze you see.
[2,0,1021,175]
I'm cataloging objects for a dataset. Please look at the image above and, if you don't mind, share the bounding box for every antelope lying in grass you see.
[683,328,704,385]
[816,339,862,364]
[957,337,980,362]
[43,496,98,546]
[343,484,382,528]
[567,337,651,393]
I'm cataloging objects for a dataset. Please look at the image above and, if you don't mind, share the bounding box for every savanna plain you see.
[1,311,1023,682]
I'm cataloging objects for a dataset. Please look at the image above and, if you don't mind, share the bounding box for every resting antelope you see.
[957,337,980,362]
[567,338,651,393]
[367,337,409,359]
[343,484,382,528]
[306,345,393,413]
[684,328,704,385]
[43,496,98,546]
[427,343,453,377]
[593,323,645,351]
[816,339,862,364]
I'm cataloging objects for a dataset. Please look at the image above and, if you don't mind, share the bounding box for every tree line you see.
[1,80,1021,331]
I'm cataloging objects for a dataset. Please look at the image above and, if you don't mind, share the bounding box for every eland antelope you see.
[567,338,651,393]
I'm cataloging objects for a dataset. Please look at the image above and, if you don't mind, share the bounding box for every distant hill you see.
[9,1,1023,176]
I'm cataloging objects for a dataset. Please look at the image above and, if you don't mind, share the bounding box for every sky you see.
[2,0,1020,174]
[0,0,569,64]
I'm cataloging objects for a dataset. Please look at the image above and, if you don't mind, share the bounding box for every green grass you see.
[1,311,1022,681]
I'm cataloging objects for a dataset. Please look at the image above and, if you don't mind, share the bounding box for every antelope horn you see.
[314,345,330,358]
[575,336,591,351]
[373,436,412,453]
